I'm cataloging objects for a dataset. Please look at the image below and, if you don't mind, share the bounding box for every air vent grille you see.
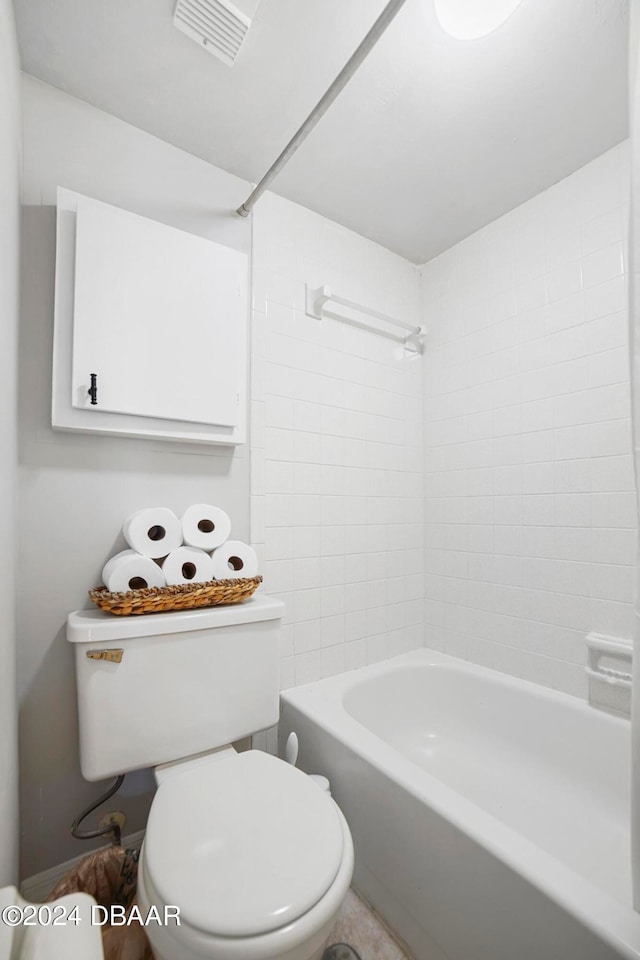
[173,0,251,66]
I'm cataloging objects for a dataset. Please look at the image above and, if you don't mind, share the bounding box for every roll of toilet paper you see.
[210,540,259,580]
[102,550,166,593]
[181,503,231,551]
[162,546,215,586]
[123,507,182,559]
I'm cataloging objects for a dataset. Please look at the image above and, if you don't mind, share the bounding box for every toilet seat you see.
[143,750,345,938]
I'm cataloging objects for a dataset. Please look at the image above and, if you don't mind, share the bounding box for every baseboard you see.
[20,830,145,904]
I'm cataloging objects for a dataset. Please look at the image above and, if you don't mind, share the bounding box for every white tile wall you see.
[421,143,635,700]
[251,193,423,690]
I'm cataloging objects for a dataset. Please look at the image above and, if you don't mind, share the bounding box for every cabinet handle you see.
[88,373,98,405]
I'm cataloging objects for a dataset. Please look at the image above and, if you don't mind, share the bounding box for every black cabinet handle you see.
[88,374,98,405]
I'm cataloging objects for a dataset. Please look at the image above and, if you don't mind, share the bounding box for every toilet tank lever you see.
[86,648,124,663]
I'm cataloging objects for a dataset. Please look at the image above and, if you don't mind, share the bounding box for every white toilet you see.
[67,596,353,960]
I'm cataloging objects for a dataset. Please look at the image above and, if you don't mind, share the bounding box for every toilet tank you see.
[67,596,284,780]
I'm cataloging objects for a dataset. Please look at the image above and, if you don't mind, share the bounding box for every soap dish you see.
[88,576,262,616]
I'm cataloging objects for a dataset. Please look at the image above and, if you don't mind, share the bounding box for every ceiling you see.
[13,0,630,263]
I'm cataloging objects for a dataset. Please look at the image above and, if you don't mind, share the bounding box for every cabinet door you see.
[71,196,243,427]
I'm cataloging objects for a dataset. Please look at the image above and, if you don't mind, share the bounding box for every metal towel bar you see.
[305,284,425,353]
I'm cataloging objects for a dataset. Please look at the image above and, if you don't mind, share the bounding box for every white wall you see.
[421,143,633,702]
[19,76,253,878]
[0,0,21,886]
[250,193,423,701]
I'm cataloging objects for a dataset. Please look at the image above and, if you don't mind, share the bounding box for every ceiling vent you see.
[173,0,252,66]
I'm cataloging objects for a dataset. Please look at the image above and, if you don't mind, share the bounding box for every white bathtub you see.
[279,649,639,960]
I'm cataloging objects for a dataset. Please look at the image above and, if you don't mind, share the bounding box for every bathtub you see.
[279,649,639,960]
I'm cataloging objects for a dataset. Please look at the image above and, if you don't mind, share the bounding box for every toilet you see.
[67,595,353,960]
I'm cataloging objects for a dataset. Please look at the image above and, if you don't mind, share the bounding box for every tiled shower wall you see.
[421,143,634,698]
[251,193,423,691]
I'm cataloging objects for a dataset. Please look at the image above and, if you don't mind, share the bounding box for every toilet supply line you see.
[71,775,125,846]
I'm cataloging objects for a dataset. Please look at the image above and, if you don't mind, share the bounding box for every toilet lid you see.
[144,750,344,937]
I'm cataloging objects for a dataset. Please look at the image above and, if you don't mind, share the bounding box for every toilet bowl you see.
[136,749,354,960]
[67,598,354,960]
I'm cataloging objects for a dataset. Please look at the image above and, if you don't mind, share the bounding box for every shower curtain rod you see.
[236,0,409,218]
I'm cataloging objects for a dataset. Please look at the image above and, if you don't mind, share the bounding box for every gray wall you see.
[0,0,20,886]
[19,75,253,878]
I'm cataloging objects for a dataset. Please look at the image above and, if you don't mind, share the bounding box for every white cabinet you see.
[53,188,248,444]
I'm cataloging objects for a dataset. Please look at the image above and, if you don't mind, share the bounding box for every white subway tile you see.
[554,493,591,527]
[581,208,623,256]
[293,431,321,464]
[265,527,294,561]
[522,526,555,559]
[522,398,554,433]
[591,455,635,492]
[493,435,522,465]
[293,525,321,559]
[589,419,632,458]
[591,492,636,528]
[588,382,631,423]
[589,598,634,639]
[294,619,321,654]
[279,657,296,690]
[582,346,629,388]
[516,275,548,313]
[321,616,346,651]
[344,638,367,671]
[263,362,295,398]
[591,528,637,566]
[553,592,590,631]
[547,262,582,303]
[553,526,592,561]
[554,425,591,460]
[295,650,322,685]
[493,405,522,437]
[494,465,523,495]
[582,242,623,288]
[554,459,590,493]
[294,557,321,591]
[494,495,523,525]
[548,358,588,397]
[549,325,587,364]
[265,427,294,461]
[523,461,554,494]
[264,394,295,429]
[265,493,293,527]
[584,275,626,322]
[265,459,294,494]
[522,494,554,526]
[522,429,554,463]
[589,563,635,603]
[582,312,627,355]
[293,588,321,623]
[552,391,590,428]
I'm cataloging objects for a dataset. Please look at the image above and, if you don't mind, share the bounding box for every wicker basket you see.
[89,576,262,616]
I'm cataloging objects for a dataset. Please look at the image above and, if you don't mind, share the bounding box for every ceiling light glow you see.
[434,0,524,40]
